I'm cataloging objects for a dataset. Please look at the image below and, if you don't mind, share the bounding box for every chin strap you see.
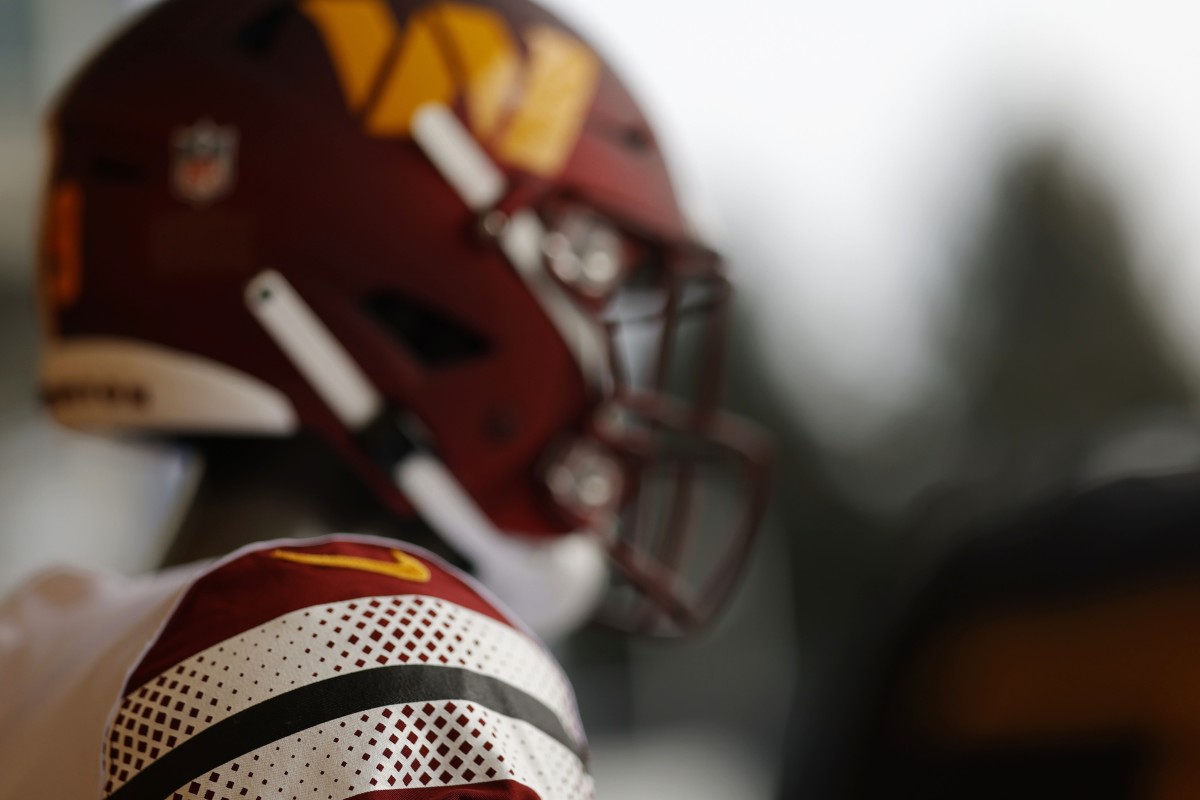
[245,269,610,640]
[395,452,608,638]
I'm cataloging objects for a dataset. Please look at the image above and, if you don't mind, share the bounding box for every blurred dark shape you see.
[160,435,450,566]
[932,143,1195,525]
[779,141,1200,798]
[954,144,1190,432]
[805,472,1200,800]
[722,301,885,660]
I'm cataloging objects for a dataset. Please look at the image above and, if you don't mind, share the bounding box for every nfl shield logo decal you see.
[171,119,238,206]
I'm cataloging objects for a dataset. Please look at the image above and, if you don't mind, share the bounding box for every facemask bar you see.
[504,193,771,635]
[584,247,773,636]
[594,392,773,634]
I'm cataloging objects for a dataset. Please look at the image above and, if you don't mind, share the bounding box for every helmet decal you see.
[302,0,599,176]
[170,119,239,206]
[299,0,397,110]
[494,23,599,176]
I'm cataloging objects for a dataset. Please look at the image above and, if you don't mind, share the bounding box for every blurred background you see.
[7,1,1200,798]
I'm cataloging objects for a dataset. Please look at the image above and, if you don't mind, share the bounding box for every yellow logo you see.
[271,548,432,583]
[301,0,599,177]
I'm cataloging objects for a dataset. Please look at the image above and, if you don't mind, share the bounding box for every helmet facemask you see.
[529,206,773,635]
[424,93,772,633]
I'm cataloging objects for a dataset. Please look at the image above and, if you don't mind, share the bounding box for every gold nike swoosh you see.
[270,548,431,583]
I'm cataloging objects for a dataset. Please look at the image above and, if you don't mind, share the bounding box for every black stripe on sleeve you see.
[107,665,582,800]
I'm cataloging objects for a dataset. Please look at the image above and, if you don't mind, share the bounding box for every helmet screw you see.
[545,439,624,520]
[479,210,509,240]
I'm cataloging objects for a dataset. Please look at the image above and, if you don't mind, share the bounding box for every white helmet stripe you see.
[411,103,507,212]
[411,102,612,393]
[245,269,382,428]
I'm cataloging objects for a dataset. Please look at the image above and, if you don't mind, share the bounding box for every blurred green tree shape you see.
[951,142,1192,439]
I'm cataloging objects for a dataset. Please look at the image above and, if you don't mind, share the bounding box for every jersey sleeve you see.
[0,562,203,800]
[99,535,592,800]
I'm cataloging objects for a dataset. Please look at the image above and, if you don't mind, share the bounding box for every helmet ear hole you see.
[362,291,491,368]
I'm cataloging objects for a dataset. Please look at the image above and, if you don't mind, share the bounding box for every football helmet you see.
[37,0,770,636]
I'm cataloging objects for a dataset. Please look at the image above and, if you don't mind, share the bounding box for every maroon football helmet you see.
[37,0,771,635]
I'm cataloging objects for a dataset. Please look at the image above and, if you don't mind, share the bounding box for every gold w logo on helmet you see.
[302,0,600,177]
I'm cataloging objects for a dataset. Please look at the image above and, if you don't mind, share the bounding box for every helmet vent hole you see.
[362,291,490,369]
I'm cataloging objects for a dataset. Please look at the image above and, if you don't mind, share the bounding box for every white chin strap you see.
[246,267,609,640]
[396,454,608,638]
